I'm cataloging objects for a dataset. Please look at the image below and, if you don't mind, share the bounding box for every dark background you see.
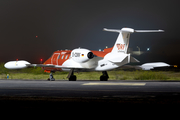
[0,0,179,65]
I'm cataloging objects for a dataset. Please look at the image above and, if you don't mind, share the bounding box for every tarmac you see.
[0,79,180,109]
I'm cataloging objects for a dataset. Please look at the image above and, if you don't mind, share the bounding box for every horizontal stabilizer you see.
[103,28,164,33]
[135,30,164,32]
[103,28,134,33]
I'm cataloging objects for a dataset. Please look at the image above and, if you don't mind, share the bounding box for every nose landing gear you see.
[47,70,108,81]
[48,72,55,81]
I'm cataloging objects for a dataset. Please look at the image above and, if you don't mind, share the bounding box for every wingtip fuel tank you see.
[4,60,30,69]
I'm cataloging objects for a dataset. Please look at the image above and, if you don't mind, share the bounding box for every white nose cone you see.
[4,60,30,69]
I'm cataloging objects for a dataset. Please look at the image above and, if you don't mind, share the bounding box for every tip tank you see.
[4,60,30,69]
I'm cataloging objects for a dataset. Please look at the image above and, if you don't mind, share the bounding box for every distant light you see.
[99,49,101,51]
[40,58,43,64]
[147,48,150,51]
[16,59,18,61]
[36,36,38,38]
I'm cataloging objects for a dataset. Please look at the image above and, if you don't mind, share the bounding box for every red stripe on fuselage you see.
[43,50,71,71]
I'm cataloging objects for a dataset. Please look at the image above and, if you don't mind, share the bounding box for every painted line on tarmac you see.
[82,82,146,86]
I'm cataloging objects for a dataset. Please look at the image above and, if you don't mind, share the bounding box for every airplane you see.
[4,27,170,81]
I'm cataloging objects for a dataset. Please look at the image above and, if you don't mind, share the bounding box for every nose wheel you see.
[48,72,55,81]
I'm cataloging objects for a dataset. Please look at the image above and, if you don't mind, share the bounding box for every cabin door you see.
[51,53,60,65]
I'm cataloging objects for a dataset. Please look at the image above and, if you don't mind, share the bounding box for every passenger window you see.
[58,55,61,59]
[61,55,64,59]
[65,55,68,59]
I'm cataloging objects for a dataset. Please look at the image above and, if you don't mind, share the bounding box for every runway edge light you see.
[174,65,178,68]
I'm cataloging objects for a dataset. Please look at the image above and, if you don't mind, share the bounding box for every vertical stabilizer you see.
[103,28,134,54]
[103,27,164,65]
[103,28,164,54]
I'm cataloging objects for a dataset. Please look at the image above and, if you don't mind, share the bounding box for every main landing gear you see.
[100,71,109,81]
[67,69,77,81]
[47,70,77,81]
[67,70,109,81]
[48,70,109,81]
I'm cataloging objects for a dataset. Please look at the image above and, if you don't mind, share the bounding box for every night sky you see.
[0,0,180,65]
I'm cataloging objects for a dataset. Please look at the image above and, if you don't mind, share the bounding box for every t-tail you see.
[103,28,164,54]
[103,27,164,64]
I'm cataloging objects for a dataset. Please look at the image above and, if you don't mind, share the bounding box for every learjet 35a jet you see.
[4,27,170,81]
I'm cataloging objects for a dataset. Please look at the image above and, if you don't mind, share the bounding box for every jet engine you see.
[71,48,94,63]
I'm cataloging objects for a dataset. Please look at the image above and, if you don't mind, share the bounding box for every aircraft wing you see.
[27,64,77,69]
[4,60,63,69]
[121,62,170,70]
[27,64,55,68]
[139,62,170,70]
[4,60,170,71]
[4,60,87,69]
[31,62,170,70]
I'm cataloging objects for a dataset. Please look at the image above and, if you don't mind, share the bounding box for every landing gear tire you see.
[100,71,109,81]
[69,75,77,81]
[48,73,55,81]
[100,75,108,81]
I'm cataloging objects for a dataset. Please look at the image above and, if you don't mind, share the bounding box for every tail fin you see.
[103,28,164,54]
[103,28,134,54]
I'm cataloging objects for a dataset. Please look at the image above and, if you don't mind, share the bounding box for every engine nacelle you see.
[4,60,30,69]
[71,48,94,63]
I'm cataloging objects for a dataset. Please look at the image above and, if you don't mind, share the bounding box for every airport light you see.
[40,58,43,64]
[137,46,140,55]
